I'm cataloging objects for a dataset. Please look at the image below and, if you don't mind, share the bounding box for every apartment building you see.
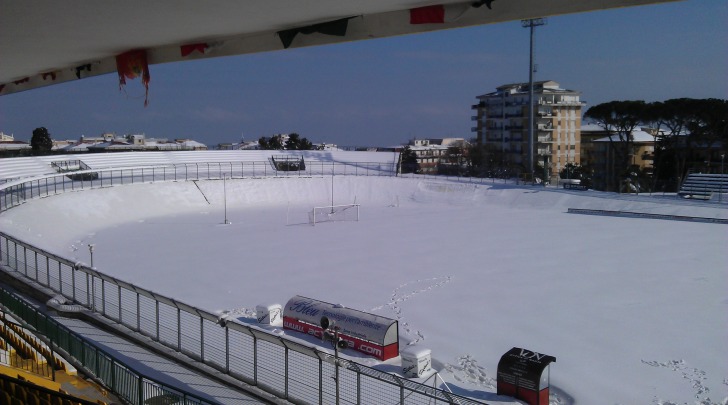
[407,138,470,174]
[472,80,584,182]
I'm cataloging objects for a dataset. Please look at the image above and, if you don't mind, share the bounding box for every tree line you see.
[584,98,727,191]
[401,98,725,192]
[258,133,313,150]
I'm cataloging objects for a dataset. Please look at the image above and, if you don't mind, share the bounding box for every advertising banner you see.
[283,295,399,360]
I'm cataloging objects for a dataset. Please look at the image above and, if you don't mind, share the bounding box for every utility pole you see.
[522,18,546,181]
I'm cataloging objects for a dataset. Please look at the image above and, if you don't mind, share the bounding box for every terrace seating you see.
[678,173,728,199]
[0,373,102,405]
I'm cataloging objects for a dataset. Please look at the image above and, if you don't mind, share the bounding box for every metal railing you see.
[0,160,398,213]
[0,230,485,405]
[0,160,488,405]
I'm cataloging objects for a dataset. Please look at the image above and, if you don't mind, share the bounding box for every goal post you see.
[309,204,360,225]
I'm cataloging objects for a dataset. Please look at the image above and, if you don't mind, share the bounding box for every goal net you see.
[309,204,360,225]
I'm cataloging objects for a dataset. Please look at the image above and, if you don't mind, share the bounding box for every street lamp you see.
[88,243,96,311]
[88,244,95,268]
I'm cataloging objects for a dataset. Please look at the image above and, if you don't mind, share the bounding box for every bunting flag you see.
[410,5,445,24]
[472,0,495,9]
[42,72,57,81]
[277,17,353,49]
[181,42,209,57]
[75,64,92,79]
[116,50,151,106]
[13,77,29,85]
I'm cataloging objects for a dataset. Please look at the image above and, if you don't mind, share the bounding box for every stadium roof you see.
[0,0,677,95]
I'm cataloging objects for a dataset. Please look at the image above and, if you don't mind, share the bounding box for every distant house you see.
[580,124,656,191]
[87,134,207,152]
[0,132,30,152]
[217,140,260,150]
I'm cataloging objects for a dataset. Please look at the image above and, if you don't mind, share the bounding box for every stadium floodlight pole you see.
[522,17,546,182]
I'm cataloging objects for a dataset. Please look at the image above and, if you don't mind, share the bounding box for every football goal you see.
[309,204,360,225]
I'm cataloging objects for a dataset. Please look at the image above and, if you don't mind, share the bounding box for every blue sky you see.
[1,0,726,148]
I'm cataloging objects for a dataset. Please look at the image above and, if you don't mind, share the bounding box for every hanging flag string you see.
[180,43,209,57]
[115,50,151,106]
[410,5,445,24]
[75,64,92,79]
[277,17,354,49]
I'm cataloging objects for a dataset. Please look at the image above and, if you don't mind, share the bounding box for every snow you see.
[1,174,726,405]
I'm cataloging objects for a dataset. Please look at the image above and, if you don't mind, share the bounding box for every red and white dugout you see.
[283,295,399,360]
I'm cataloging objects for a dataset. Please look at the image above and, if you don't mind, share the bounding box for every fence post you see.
[101,279,106,315]
[284,344,289,399]
[118,285,122,322]
[155,300,160,341]
[253,333,258,386]
[225,327,230,373]
[57,262,62,295]
[139,373,144,405]
[71,265,76,301]
[200,316,204,361]
[86,272,90,308]
[136,292,141,332]
[319,356,323,405]
[177,308,182,352]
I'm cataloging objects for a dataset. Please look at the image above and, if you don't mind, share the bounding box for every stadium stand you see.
[0,315,108,405]
[678,173,728,199]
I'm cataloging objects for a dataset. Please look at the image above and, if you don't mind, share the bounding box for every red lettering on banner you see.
[283,316,394,360]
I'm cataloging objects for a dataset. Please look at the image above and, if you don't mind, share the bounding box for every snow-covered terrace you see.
[0,150,401,183]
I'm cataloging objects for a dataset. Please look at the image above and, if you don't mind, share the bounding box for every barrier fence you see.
[0,159,487,405]
[0,160,399,213]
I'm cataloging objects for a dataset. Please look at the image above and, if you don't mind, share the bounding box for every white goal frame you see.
[309,204,360,225]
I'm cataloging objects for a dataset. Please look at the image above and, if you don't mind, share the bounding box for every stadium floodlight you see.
[521,17,547,182]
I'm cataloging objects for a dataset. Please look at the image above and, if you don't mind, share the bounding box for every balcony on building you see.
[537,135,553,143]
[537,123,554,131]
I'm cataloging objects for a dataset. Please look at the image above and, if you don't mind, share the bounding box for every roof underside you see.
[0,0,677,95]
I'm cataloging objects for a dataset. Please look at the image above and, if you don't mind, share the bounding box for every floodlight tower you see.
[521,17,546,181]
